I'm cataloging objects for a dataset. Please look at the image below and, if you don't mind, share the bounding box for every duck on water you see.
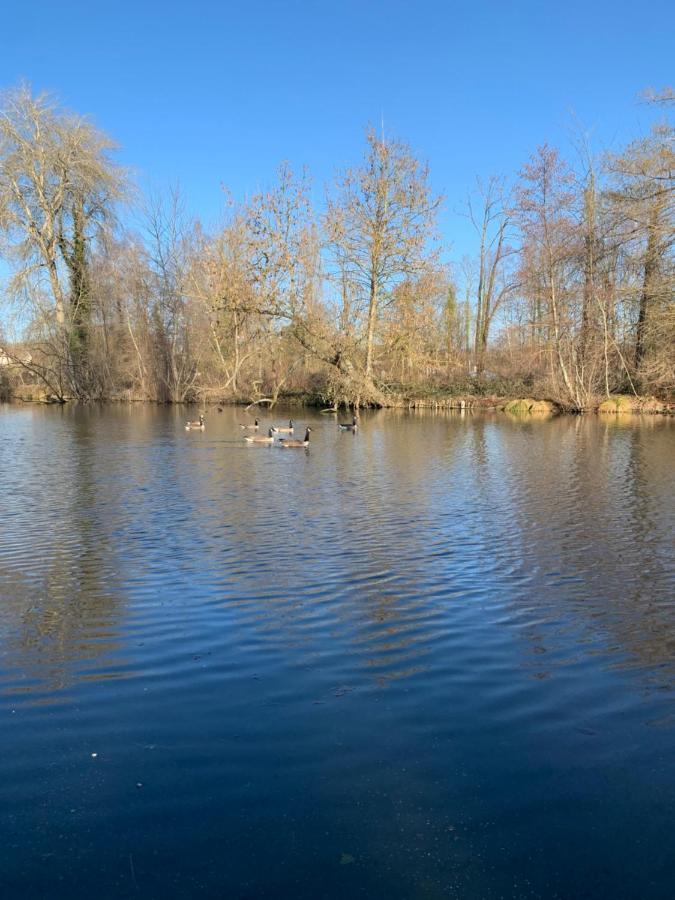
[185,415,205,431]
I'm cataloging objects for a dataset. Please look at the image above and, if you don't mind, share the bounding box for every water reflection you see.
[1,407,673,693]
[0,404,673,899]
[1,409,127,693]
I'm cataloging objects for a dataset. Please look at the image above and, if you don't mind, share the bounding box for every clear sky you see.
[1,0,672,260]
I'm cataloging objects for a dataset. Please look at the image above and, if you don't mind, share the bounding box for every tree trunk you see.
[364,275,378,380]
[579,181,596,371]
[635,205,660,372]
[67,203,91,397]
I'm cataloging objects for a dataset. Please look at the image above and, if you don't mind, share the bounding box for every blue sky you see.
[1,0,673,261]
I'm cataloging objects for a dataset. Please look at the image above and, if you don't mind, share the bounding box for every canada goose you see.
[272,419,294,434]
[338,416,358,432]
[245,428,275,444]
[185,414,205,431]
[279,427,311,448]
[240,418,260,431]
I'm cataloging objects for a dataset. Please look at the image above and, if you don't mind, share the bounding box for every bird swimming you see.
[272,419,294,434]
[245,428,275,444]
[240,418,260,431]
[338,416,358,432]
[279,427,311,448]
[185,414,205,431]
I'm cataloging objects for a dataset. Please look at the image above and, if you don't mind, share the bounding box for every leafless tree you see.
[325,129,441,393]
[0,84,127,398]
[466,176,518,374]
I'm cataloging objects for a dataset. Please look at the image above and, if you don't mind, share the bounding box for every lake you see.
[1,404,674,899]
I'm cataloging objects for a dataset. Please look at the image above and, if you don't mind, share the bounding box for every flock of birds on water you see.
[184,413,358,448]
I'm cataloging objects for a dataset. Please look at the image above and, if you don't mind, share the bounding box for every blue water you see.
[1,404,674,898]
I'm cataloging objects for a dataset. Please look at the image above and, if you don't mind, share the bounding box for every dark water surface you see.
[1,404,674,899]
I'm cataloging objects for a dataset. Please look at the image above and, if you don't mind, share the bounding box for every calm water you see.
[1,404,674,899]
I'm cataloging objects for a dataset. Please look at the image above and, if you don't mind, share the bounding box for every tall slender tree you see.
[467,176,517,374]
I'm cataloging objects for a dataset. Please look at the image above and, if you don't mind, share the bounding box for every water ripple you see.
[1,405,674,898]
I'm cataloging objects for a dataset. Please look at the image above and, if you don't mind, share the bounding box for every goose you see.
[245,428,275,444]
[240,418,260,431]
[279,427,311,448]
[272,419,294,434]
[338,416,358,432]
[185,414,205,431]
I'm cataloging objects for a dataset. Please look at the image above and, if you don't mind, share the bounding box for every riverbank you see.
[366,394,674,415]
[6,385,674,415]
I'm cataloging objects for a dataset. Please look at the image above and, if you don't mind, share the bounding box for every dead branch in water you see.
[245,397,276,411]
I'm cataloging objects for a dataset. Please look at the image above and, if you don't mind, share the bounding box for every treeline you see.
[0,84,672,409]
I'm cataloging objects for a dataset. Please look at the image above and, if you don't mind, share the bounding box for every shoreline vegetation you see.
[3,387,673,416]
[0,86,673,415]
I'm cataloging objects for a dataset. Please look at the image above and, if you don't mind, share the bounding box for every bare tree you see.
[514,144,587,407]
[466,176,517,374]
[325,129,441,392]
[185,213,260,396]
[606,122,674,387]
[242,163,323,403]
[0,84,126,398]
[139,186,206,402]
